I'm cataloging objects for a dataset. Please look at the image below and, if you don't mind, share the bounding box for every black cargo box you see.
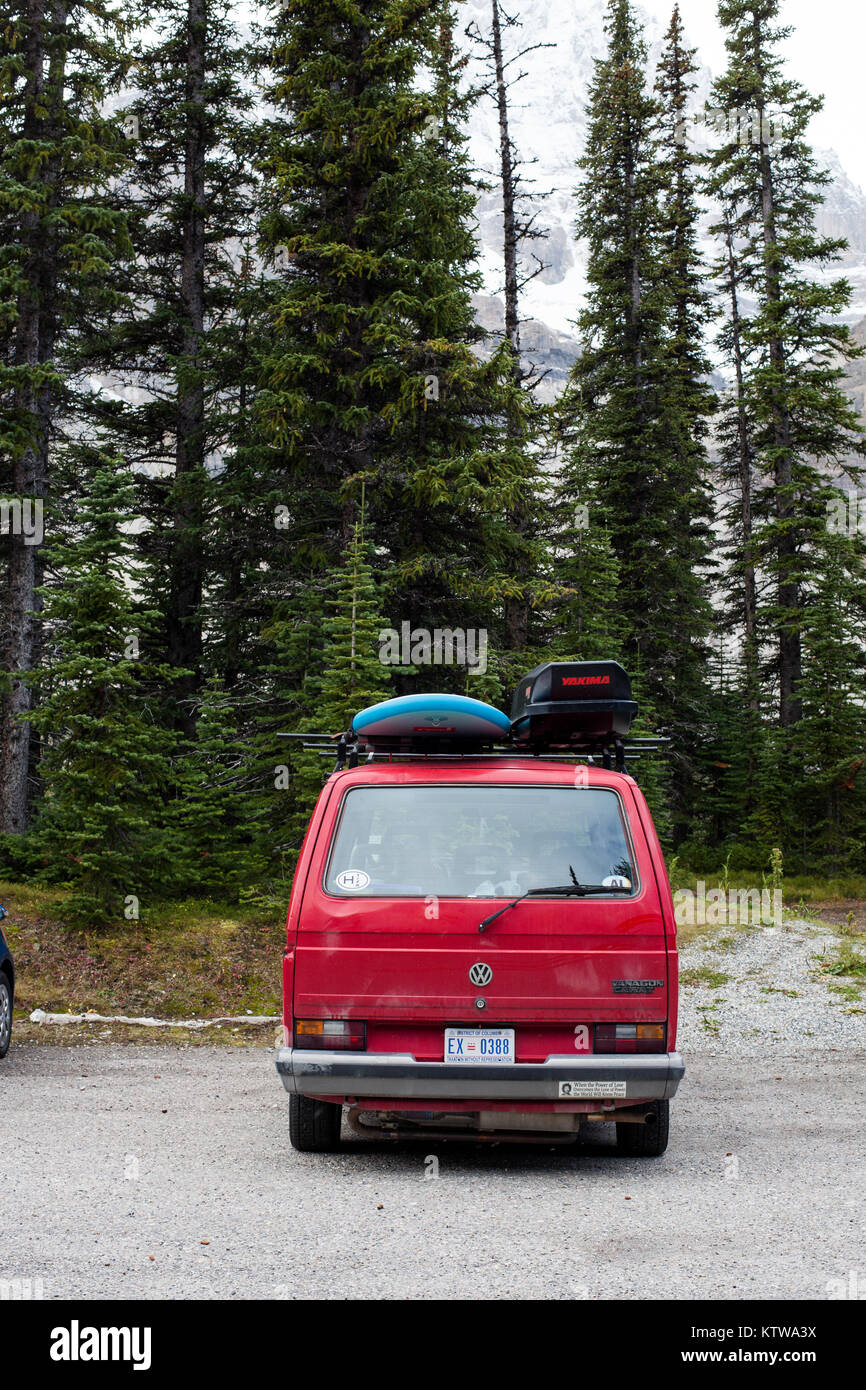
[510,660,638,749]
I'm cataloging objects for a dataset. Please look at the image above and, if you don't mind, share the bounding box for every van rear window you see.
[324,786,636,898]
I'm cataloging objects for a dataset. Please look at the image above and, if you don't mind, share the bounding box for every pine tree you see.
[699,638,768,864]
[255,0,547,706]
[550,415,623,662]
[171,675,268,898]
[81,0,260,734]
[465,0,554,651]
[628,664,672,846]
[560,0,713,839]
[256,0,445,555]
[269,510,397,876]
[563,0,666,667]
[0,0,132,832]
[703,201,769,846]
[650,4,717,833]
[317,523,396,732]
[704,0,866,733]
[205,243,275,695]
[27,460,178,921]
[781,524,866,870]
[709,202,763,796]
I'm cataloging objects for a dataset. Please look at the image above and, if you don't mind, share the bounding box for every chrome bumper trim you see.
[276,1049,684,1101]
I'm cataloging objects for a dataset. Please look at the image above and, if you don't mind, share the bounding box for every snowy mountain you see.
[457,0,866,398]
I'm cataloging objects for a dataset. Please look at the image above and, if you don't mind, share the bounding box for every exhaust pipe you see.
[584,1107,649,1124]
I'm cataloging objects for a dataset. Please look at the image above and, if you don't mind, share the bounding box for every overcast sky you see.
[640,0,866,190]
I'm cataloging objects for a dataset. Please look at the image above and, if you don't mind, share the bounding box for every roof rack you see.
[277,664,667,776]
[277,733,667,775]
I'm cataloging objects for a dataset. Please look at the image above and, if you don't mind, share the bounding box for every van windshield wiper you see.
[478,868,631,932]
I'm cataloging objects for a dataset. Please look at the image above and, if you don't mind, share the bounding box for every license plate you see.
[444,1028,515,1064]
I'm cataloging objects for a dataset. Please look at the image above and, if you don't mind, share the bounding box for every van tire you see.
[289,1095,342,1152]
[616,1100,669,1156]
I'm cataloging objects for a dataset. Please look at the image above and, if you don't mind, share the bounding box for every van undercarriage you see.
[345,1102,658,1137]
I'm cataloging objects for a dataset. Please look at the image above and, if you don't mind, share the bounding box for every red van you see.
[276,666,683,1156]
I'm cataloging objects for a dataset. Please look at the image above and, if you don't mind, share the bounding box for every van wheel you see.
[616,1100,669,1156]
[289,1095,342,1152]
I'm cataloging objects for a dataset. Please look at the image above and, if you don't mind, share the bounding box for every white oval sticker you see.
[335,869,370,891]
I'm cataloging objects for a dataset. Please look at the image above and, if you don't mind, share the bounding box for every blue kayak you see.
[352,693,511,746]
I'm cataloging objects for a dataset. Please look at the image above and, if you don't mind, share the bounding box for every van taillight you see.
[595,1023,665,1054]
[294,1019,366,1050]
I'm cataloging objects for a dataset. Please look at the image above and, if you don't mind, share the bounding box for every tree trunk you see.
[492,0,519,367]
[0,0,63,833]
[169,0,207,734]
[722,216,759,719]
[752,21,801,726]
[492,0,529,651]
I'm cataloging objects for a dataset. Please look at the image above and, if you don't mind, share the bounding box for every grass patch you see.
[811,941,866,1004]
[667,864,866,903]
[774,874,866,904]
[0,879,285,1024]
[696,1003,721,1035]
[817,942,866,980]
[668,866,866,949]
[829,983,863,1003]
[676,916,759,949]
[680,966,731,988]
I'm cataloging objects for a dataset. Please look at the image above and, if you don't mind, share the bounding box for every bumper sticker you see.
[558,1080,627,1098]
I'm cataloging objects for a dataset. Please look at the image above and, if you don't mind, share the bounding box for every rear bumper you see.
[275,1049,685,1102]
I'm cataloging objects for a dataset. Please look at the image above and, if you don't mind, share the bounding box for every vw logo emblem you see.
[469,962,493,987]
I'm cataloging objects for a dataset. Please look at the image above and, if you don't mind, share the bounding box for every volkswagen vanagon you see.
[276,663,683,1156]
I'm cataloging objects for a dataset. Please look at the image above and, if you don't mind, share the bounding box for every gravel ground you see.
[678,918,866,1055]
[1,1040,864,1300]
[2,918,863,1300]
